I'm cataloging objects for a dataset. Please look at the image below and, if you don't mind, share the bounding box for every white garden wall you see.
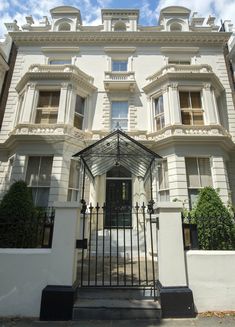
[186,250,235,312]
[0,249,52,316]
[0,202,80,317]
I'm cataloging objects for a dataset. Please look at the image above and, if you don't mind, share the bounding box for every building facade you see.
[0,5,235,211]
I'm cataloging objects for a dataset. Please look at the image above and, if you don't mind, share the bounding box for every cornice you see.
[15,64,97,94]
[9,31,231,46]
[143,65,224,95]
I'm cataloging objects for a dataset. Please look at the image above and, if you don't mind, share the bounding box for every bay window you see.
[35,91,60,124]
[180,91,204,126]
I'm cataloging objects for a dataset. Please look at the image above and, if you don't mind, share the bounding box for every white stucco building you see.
[0,5,235,212]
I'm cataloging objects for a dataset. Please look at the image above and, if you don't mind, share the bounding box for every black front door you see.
[105,179,132,228]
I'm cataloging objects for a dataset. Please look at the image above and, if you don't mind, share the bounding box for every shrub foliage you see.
[191,187,235,250]
[0,181,38,247]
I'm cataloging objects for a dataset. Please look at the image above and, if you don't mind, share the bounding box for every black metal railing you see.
[77,202,158,297]
[0,207,55,248]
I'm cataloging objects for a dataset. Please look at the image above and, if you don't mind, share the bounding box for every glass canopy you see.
[73,130,161,180]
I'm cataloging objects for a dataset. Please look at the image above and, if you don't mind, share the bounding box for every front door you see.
[105,179,132,228]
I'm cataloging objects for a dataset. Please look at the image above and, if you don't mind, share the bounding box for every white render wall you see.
[186,250,235,312]
[0,202,80,317]
[0,45,234,140]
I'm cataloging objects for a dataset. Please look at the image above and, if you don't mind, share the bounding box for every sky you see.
[0,0,235,38]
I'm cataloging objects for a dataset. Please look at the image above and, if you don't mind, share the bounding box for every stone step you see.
[76,287,157,299]
[73,298,161,320]
[73,287,161,320]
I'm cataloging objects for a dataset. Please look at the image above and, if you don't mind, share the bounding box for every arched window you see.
[114,21,126,31]
[107,165,131,178]
[170,22,182,31]
[58,22,71,31]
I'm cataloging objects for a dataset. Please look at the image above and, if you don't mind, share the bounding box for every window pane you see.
[155,96,163,116]
[26,157,40,186]
[38,92,50,107]
[191,92,201,108]
[68,160,79,189]
[198,158,212,187]
[75,95,85,115]
[188,189,199,209]
[159,190,170,201]
[111,119,128,130]
[31,187,50,207]
[159,160,168,190]
[50,59,71,65]
[112,101,128,118]
[179,92,189,108]
[181,111,191,125]
[186,158,200,188]
[112,61,127,71]
[35,110,58,124]
[50,91,60,107]
[74,114,83,129]
[192,111,204,125]
[38,157,53,186]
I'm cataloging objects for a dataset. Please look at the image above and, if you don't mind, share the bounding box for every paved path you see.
[1,317,235,327]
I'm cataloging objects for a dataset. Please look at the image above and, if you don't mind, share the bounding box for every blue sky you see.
[0,0,235,38]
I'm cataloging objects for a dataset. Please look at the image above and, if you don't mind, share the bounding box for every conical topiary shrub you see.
[191,187,235,250]
[0,180,37,247]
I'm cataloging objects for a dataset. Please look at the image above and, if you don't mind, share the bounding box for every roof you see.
[73,129,161,179]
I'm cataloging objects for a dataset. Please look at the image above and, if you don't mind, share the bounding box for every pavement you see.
[1,316,235,327]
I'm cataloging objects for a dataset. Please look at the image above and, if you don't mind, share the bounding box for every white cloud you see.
[155,0,235,24]
[0,0,235,39]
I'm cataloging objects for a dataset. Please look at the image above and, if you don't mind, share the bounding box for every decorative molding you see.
[41,47,80,53]
[147,124,232,143]
[10,123,90,141]
[104,47,136,53]
[9,31,231,46]
[203,83,211,90]
[143,64,224,95]
[169,82,178,90]
[160,47,199,54]
[15,64,96,94]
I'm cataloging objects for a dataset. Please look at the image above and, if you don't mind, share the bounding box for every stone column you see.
[57,83,72,124]
[168,83,181,124]
[202,83,217,124]
[162,85,170,126]
[21,83,36,123]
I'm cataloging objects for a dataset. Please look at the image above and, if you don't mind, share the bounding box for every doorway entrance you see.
[105,165,132,228]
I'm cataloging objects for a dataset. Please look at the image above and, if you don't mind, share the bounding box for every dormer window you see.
[58,22,71,31]
[114,21,126,31]
[170,22,182,31]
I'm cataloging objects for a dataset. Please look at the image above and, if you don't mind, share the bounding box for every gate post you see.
[40,201,80,321]
[156,202,195,318]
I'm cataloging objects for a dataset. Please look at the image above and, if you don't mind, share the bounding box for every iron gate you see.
[77,202,158,295]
